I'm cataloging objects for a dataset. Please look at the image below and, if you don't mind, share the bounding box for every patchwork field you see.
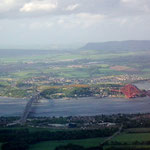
[110,133,150,143]
[0,48,150,98]
[29,138,105,150]
[27,127,150,150]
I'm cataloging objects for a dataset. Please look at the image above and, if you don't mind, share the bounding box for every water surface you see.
[0,81,150,117]
[0,96,150,117]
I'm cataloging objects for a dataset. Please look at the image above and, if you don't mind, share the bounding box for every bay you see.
[0,81,150,117]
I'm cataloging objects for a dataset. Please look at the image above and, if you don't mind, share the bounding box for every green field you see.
[0,49,150,80]
[0,127,74,133]
[29,132,150,150]
[1,127,150,150]
[125,128,150,133]
[104,145,150,150]
[0,143,2,150]
[104,131,150,150]
[110,133,150,143]
[29,138,105,150]
[0,48,150,98]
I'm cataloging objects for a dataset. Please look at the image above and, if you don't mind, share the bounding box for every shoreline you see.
[0,95,127,101]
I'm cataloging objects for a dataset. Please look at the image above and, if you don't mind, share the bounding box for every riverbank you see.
[1,80,149,100]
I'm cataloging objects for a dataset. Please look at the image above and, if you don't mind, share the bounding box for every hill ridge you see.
[81,40,150,51]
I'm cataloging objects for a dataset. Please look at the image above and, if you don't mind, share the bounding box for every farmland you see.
[0,48,150,98]
[1,113,150,150]
[29,129,150,150]
[29,138,105,150]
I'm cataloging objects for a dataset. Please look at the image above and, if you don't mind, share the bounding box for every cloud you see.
[20,0,57,12]
[121,0,135,3]
[29,21,53,29]
[0,0,149,21]
[57,13,105,29]
[66,4,79,11]
[120,18,128,25]
[76,13,105,27]
[120,0,150,15]
[0,0,18,12]
[77,13,105,21]
[1,0,150,48]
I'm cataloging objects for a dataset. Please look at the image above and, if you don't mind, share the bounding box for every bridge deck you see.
[20,93,40,124]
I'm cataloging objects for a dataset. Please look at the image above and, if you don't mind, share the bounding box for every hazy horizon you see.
[1,39,150,50]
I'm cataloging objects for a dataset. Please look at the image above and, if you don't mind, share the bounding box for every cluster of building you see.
[18,74,147,87]
[26,116,117,130]
[90,75,146,84]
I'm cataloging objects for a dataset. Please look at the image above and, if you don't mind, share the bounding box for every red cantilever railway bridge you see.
[11,84,149,125]
[112,84,149,99]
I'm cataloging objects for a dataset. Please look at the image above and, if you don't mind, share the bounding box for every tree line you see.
[0,127,117,150]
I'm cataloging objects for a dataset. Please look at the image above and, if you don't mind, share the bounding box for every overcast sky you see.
[0,0,150,49]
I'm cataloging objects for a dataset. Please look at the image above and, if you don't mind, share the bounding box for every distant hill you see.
[81,40,150,52]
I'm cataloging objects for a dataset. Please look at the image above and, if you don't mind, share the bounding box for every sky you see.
[0,0,150,49]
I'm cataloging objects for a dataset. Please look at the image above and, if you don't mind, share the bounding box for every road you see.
[100,124,123,146]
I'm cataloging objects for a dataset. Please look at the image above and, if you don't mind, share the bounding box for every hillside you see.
[81,40,150,52]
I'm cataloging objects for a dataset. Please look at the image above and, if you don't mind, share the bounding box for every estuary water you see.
[0,81,150,117]
[0,96,150,117]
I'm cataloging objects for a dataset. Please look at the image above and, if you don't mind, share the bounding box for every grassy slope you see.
[104,145,150,150]
[125,128,150,133]
[29,138,105,150]
[110,133,150,143]
[29,131,150,150]
[1,128,150,150]
[0,143,2,150]
[104,130,150,149]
